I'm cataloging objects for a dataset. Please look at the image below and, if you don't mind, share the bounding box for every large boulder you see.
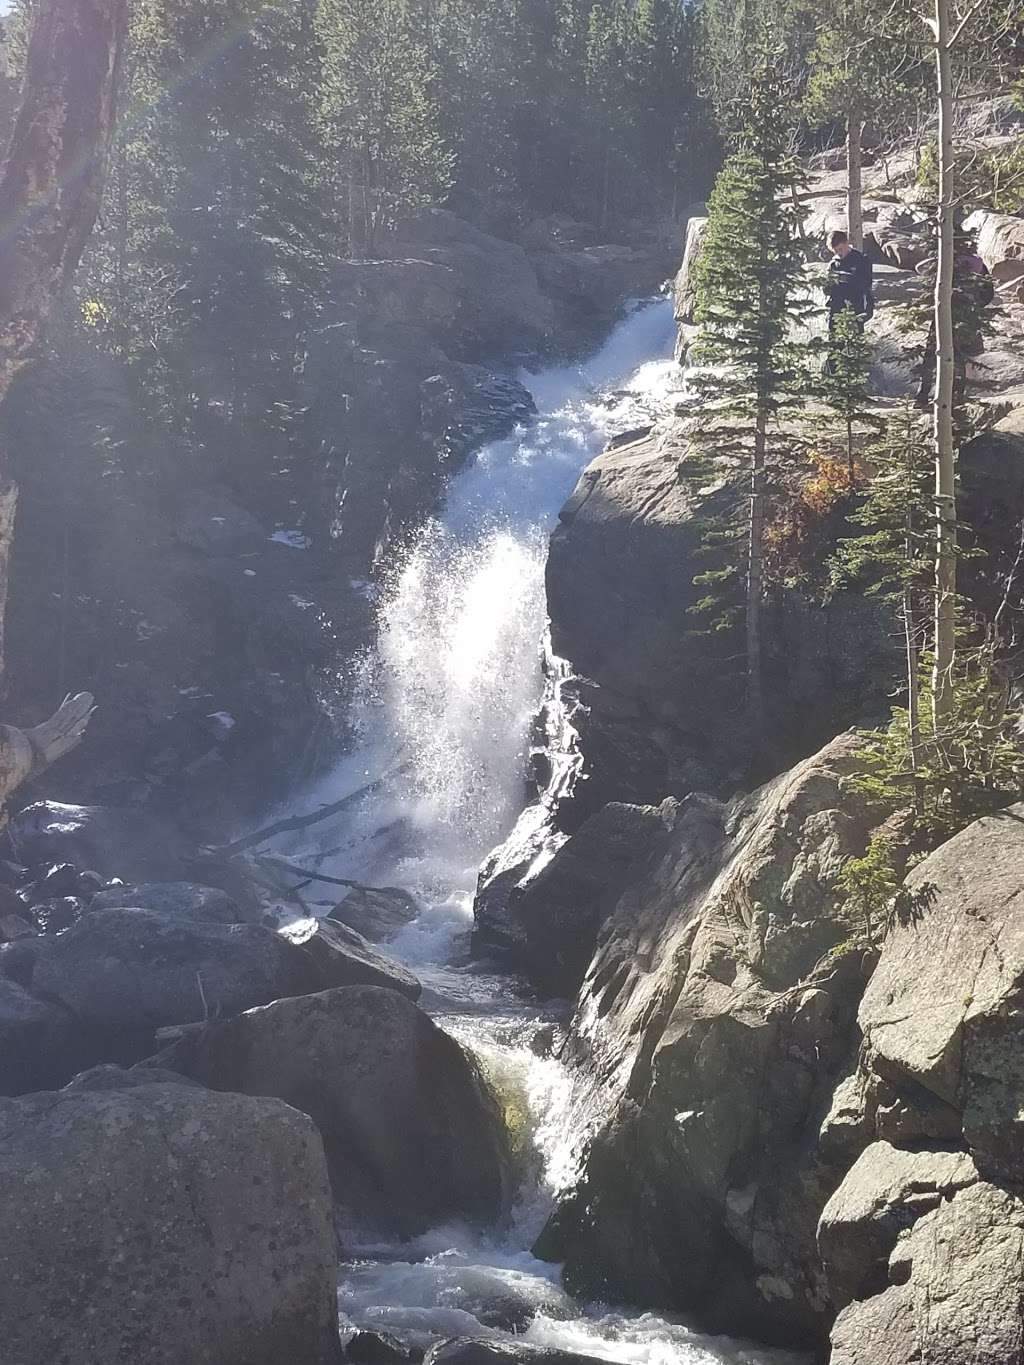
[395,210,556,356]
[330,885,420,942]
[817,1143,978,1308]
[545,427,897,805]
[963,207,1024,278]
[147,985,511,1238]
[0,976,97,1096]
[855,804,1024,1183]
[672,216,707,331]
[830,1180,1024,1365]
[0,1080,340,1365]
[538,735,879,1345]
[474,799,678,998]
[0,908,419,1089]
[818,804,1024,1364]
[89,880,253,923]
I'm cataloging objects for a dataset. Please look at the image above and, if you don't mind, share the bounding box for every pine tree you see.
[317,0,454,254]
[831,408,933,805]
[820,302,881,478]
[689,40,813,736]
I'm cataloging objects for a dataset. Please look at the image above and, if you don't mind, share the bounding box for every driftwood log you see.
[0,691,94,813]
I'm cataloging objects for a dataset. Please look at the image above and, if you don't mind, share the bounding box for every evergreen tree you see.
[317,0,454,254]
[820,302,881,478]
[831,408,934,804]
[690,40,813,735]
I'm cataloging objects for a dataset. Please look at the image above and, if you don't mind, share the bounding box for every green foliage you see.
[317,0,454,252]
[830,407,933,609]
[820,303,881,474]
[917,137,1024,215]
[691,60,813,421]
[837,829,937,946]
[849,644,1024,845]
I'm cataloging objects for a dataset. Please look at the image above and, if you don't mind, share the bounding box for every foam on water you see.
[278,299,807,1365]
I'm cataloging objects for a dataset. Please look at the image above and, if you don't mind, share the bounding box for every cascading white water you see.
[281,300,807,1365]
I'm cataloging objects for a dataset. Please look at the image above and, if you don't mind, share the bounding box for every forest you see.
[1,3,1024,1365]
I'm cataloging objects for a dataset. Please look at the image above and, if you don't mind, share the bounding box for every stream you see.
[280,299,806,1365]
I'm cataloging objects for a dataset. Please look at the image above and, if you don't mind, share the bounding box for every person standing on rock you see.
[823,229,874,374]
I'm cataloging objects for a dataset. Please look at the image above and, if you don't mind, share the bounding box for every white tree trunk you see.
[932,0,957,731]
[847,112,864,251]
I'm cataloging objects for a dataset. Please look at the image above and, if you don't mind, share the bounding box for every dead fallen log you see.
[204,763,411,859]
[0,692,95,815]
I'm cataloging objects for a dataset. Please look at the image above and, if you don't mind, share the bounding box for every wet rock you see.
[474,800,678,997]
[424,1342,608,1365]
[147,985,510,1238]
[5,800,183,880]
[345,1331,422,1365]
[0,1081,340,1365]
[24,861,78,901]
[175,488,267,556]
[282,915,421,1000]
[330,885,420,942]
[89,879,252,924]
[31,896,82,934]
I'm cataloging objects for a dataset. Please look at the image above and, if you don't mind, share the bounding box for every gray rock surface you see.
[540,735,879,1344]
[817,1143,978,1308]
[475,799,678,997]
[0,976,93,1096]
[0,907,419,1086]
[148,985,510,1237]
[330,885,419,941]
[89,880,251,923]
[546,428,897,804]
[830,1180,1024,1365]
[0,1081,340,1365]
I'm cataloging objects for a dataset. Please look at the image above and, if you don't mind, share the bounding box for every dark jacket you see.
[826,247,874,319]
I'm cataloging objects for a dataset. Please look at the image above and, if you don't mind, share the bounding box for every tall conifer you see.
[690,39,813,737]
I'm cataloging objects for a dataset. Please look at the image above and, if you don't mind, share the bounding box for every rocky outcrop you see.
[330,885,419,941]
[0,906,419,1089]
[0,1078,340,1365]
[818,803,1024,1364]
[538,735,879,1345]
[148,985,511,1238]
[89,879,253,922]
[672,216,708,334]
[544,428,897,809]
[475,799,678,998]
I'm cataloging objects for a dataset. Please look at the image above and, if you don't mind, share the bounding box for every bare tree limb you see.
[205,763,412,857]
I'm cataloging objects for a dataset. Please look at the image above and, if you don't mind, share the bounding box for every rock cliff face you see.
[537,735,879,1347]
[821,806,1024,1364]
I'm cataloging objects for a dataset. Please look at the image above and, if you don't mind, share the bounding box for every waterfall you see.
[279,299,807,1365]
